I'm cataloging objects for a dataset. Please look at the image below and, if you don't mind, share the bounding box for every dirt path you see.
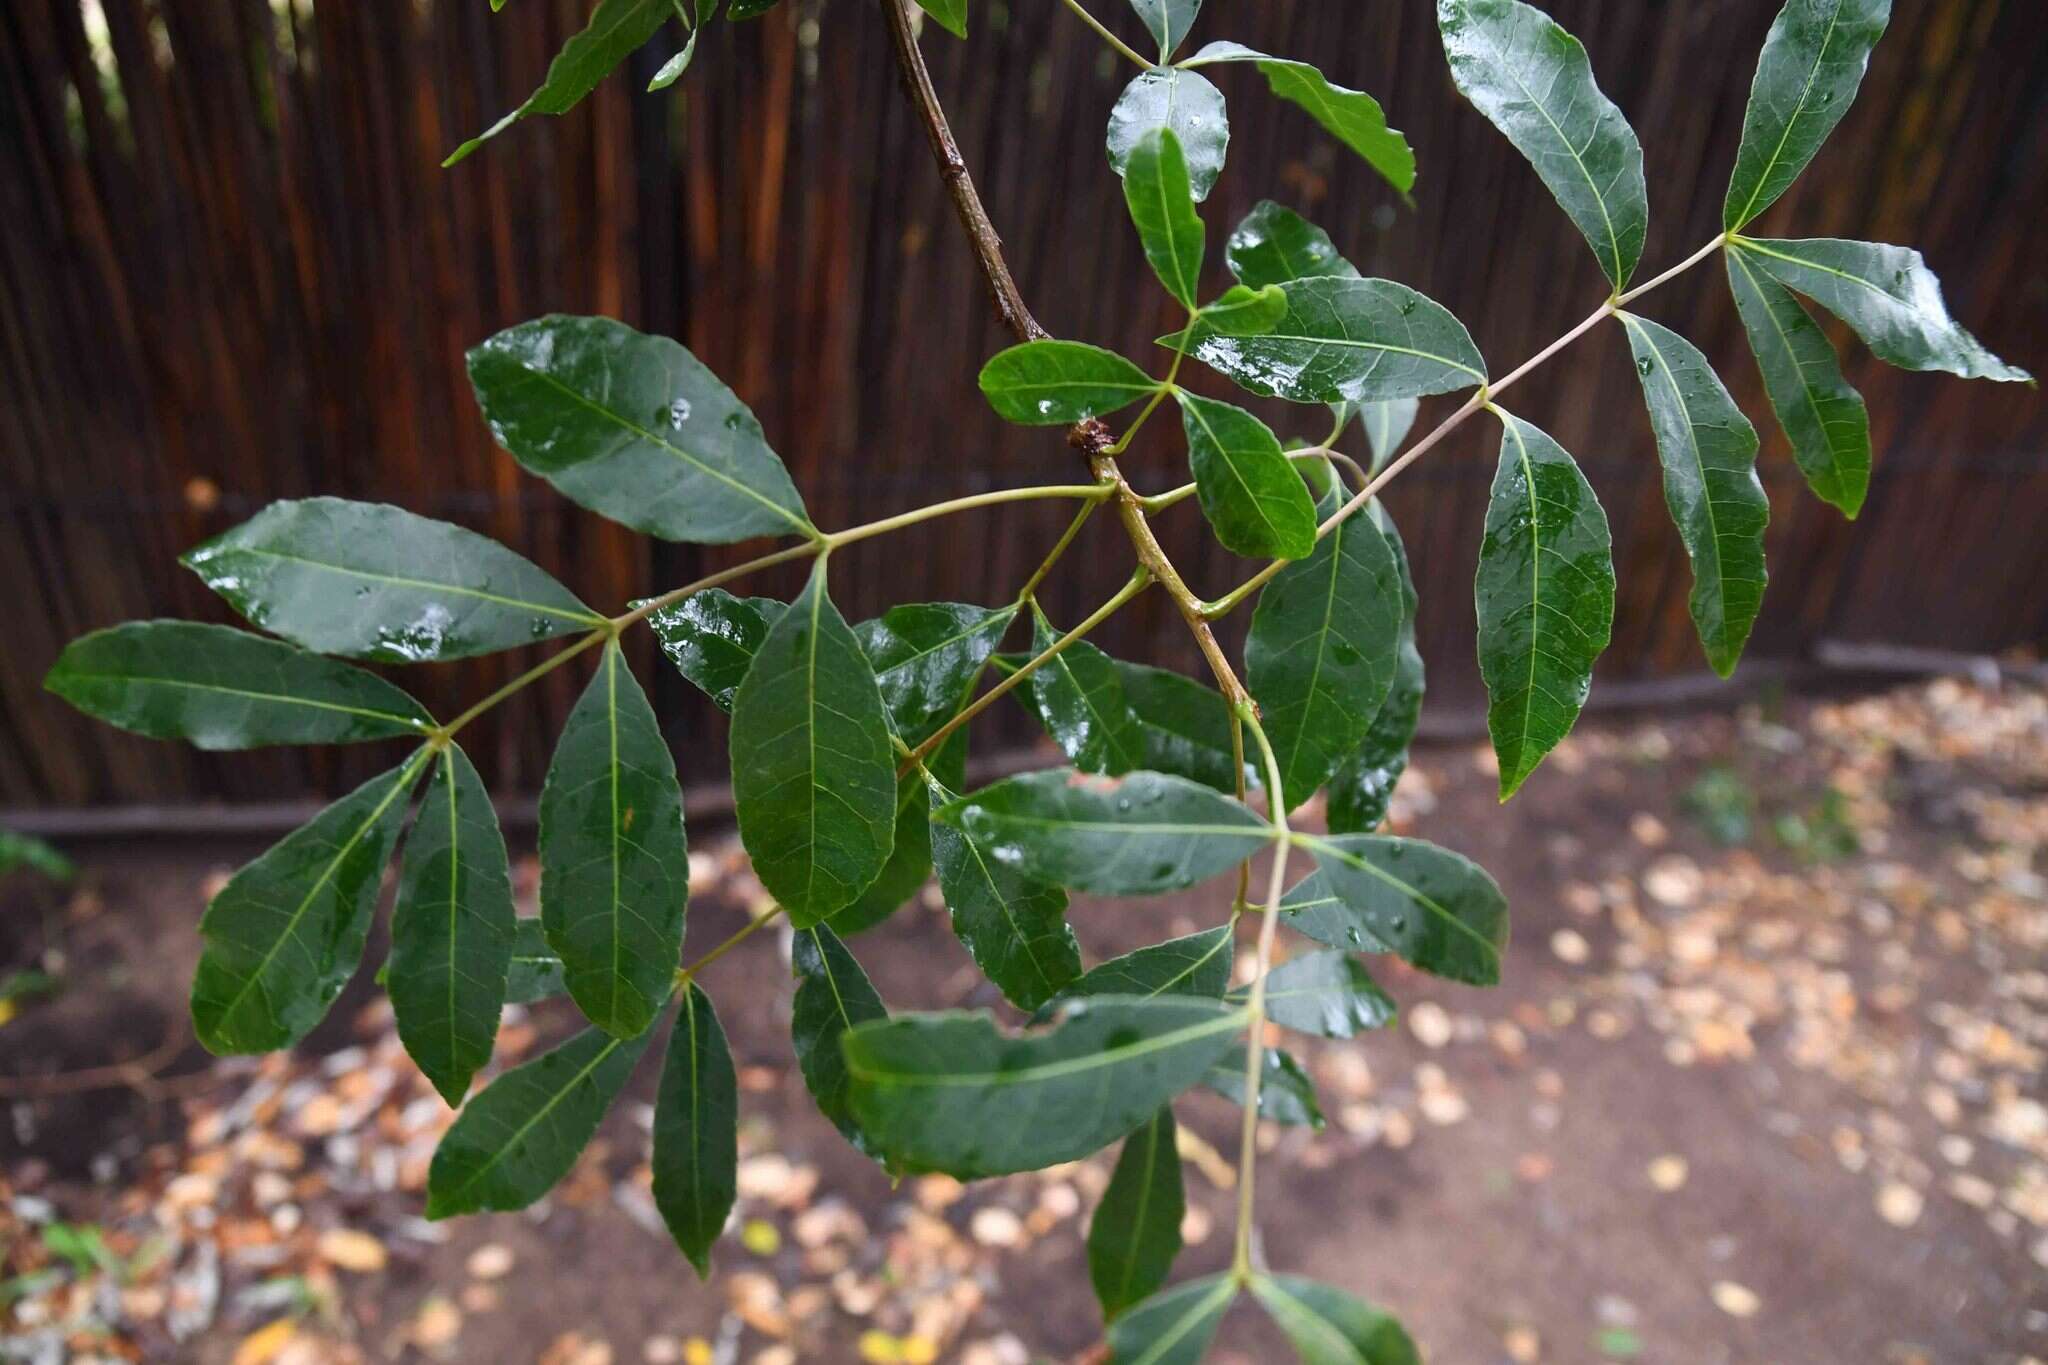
[4,680,2044,1364]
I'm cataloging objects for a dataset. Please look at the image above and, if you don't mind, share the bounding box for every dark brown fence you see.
[2,0,2042,809]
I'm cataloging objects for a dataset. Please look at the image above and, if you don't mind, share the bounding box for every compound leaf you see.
[842,996,1245,1178]
[1178,391,1318,560]
[46,621,432,749]
[652,983,739,1279]
[468,315,813,543]
[426,1022,651,1217]
[979,341,1160,426]
[540,640,688,1038]
[1181,43,1414,195]
[390,744,517,1104]
[183,498,600,663]
[1192,276,1485,405]
[730,558,897,927]
[1108,68,1229,202]
[1090,1108,1185,1321]
[1618,313,1770,677]
[1302,834,1508,987]
[1437,0,1648,288]
[191,754,425,1054]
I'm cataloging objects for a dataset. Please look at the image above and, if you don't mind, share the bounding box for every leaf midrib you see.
[848,1007,1246,1088]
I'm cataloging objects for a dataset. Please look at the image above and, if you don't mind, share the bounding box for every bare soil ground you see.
[3,679,2045,1365]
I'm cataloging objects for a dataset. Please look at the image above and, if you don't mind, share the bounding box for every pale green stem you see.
[823,481,1113,550]
[1057,0,1152,69]
[673,904,785,988]
[1014,499,1102,604]
[436,628,611,740]
[1231,706,1291,1281]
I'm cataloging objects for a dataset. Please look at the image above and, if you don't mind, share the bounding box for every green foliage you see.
[0,829,75,883]
[43,0,2026,1356]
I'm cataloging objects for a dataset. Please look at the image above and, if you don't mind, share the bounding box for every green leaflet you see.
[540,639,688,1038]
[505,918,567,1004]
[1204,1046,1322,1128]
[1247,489,1403,811]
[928,777,1081,1013]
[1128,0,1201,61]
[191,754,425,1054]
[1192,275,1486,405]
[46,621,432,749]
[1107,1274,1238,1365]
[1059,925,1235,1005]
[832,729,965,936]
[791,926,888,1157]
[1326,502,1423,834]
[1248,950,1396,1039]
[0,829,75,883]
[1476,410,1615,799]
[1114,662,1246,795]
[183,498,600,663]
[1226,200,1360,291]
[842,996,1246,1178]
[1301,833,1508,987]
[1725,247,1872,518]
[1179,42,1415,195]
[729,558,898,926]
[936,769,1271,896]
[912,0,968,39]
[1730,237,2030,383]
[652,983,739,1279]
[426,1022,651,1218]
[646,589,784,713]
[1018,606,1149,776]
[1123,129,1205,310]
[1279,869,1382,952]
[390,745,517,1105]
[1436,0,1648,289]
[467,315,813,544]
[726,0,783,16]
[646,28,699,92]
[1177,391,1319,560]
[1107,68,1230,203]
[1724,0,1893,232]
[1160,284,1290,346]
[1618,313,1770,677]
[1089,1108,1184,1322]
[1249,1274,1421,1365]
[857,601,1016,749]
[979,340,1161,426]
[444,0,670,165]
[1359,399,1420,473]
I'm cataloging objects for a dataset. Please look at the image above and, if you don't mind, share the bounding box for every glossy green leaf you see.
[46,622,433,749]
[1178,392,1318,560]
[1359,399,1419,472]
[937,769,1270,896]
[912,0,968,40]
[426,1022,651,1217]
[1017,606,1149,776]
[730,558,897,926]
[505,918,567,1004]
[726,0,783,17]
[1618,313,1770,677]
[1128,0,1201,61]
[1192,276,1486,405]
[1724,247,1871,518]
[1249,1274,1421,1365]
[183,498,600,663]
[646,27,699,91]
[1107,1274,1237,1365]
[1226,201,1359,290]
[1184,284,1290,340]
[540,640,688,1037]
[1247,490,1403,811]
[978,340,1160,426]
[1301,833,1508,986]
[652,983,739,1278]
[1060,925,1234,1004]
[1123,129,1205,310]
[831,730,965,936]
[791,925,888,1155]
[0,830,74,883]
[1325,637,1423,835]
[1205,1046,1323,1128]
[1180,43,1414,195]
[1730,237,2030,382]
[468,315,813,543]
[444,0,671,165]
[1476,410,1615,798]
[191,755,425,1054]
[1115,662,1246,794]
[1090,1108,1184,1322]
[1249,950,1395,1039]
[646,589,785,713]
[1108,68,1229,203]
[857,602,1015,748]
[842,996,1246,1178]
[1724,0,1893,231]
[1277,868,1372,949]
[390,745,516,1105]
[1437,0,1648,288]
[928,777,1081,1013]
